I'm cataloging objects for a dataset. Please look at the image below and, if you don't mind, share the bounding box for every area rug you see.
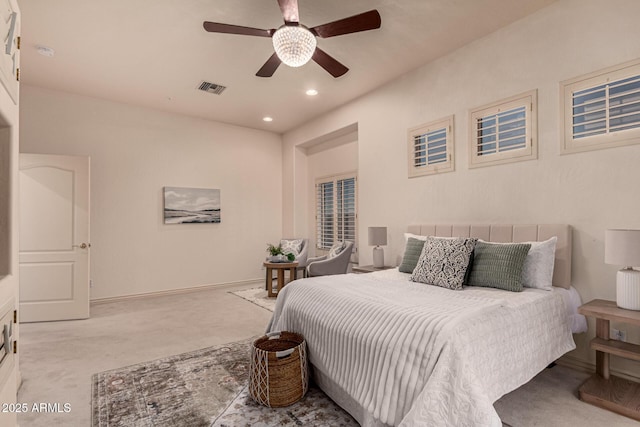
[91,338,356,427]
[230,287,276,312]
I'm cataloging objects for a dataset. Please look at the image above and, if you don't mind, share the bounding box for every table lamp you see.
[368,227,387,268]
[605,229,640,311]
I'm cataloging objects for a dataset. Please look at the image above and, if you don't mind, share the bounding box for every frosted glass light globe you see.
[272,25,317,67]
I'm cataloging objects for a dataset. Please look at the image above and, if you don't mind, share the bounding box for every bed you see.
[267,224,584,427]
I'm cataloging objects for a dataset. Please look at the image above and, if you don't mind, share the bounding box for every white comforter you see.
[268,269,575,427]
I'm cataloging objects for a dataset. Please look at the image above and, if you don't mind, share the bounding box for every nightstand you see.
[352,265,395,274]
[578,299,640,421]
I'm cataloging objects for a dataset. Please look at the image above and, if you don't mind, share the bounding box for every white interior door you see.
[19,154,90,322]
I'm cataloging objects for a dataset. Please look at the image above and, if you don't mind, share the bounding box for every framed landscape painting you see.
[163,187,221,224]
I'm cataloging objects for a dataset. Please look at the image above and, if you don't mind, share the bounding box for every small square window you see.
[561,58,640,154]
[407,115,454,178]
[469,90,537,168]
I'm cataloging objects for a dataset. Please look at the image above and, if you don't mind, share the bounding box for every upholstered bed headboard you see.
[407,224,572,289]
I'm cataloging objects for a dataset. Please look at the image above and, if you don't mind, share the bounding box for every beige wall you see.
[282,0,640,376]
[20,85,283,300]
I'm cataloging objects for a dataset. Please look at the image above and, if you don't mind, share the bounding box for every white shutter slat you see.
[316,175,356,250]
[571,72,640,140]
[408,116,454,177]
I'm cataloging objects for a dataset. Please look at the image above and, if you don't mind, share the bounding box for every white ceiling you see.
[19,0,557,134]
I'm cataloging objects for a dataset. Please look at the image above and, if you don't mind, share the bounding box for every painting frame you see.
[163,187,221,224]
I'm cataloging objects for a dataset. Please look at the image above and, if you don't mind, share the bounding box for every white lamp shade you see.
[605,229,640,267]
[368,227,387,246]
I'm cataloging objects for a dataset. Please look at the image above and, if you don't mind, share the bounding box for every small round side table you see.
[263,261,299,297]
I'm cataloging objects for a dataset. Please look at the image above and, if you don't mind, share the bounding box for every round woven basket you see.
[248,331,308,407]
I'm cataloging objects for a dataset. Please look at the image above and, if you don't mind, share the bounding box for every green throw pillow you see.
[467,241,531,292]
[399,237,426,273]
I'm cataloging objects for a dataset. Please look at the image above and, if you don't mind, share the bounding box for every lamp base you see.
[616,268,640,311]
[373,246,384,268]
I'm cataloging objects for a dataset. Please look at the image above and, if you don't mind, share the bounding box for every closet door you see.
[19,153,90,322]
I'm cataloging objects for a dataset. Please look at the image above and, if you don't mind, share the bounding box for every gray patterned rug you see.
[91,338,357,427]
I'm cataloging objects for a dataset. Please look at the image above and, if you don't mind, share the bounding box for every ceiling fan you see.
[203,0,381,78]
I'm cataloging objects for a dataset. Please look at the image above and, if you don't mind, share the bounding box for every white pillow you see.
[404,232,428,242]
[521,236,557,290]
[328,241,346,259]
[280,239,303,257]
[479,236,557,290]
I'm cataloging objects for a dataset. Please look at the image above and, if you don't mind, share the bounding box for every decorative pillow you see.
[399,238,427,273]
[521,236,557,290]
[410,236,477,290]
[467,241,532,292]
[280,239,303,257]
[328,242,346,259]
[404,232,428,242]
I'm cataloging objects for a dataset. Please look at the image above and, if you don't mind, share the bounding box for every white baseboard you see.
[90,278,262,306]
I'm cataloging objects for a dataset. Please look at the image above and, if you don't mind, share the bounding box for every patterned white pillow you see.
[410,236,477,290]
[280,239,303,257]
[328,242,346,259]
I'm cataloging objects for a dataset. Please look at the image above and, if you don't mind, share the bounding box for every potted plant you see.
[266,243,284,262]
[266,243,297,262]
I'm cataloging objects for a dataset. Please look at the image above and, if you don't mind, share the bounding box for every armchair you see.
[281,238,309,277]
[306,241,354,277]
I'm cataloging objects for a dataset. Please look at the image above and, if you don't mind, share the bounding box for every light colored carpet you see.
[495,363,639,427]
[230,287,277,312]
[18,283,272,427]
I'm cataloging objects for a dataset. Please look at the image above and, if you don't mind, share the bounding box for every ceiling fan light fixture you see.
[272,25,316,68]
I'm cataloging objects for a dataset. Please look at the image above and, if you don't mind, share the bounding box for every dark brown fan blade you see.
[311,10,381,38]
[256,53,282,77]
[203,21,273,37]
[312,48,348,78]
[277,0,299,24]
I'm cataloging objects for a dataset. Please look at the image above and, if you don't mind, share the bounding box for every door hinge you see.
[13,310,16,323]
[16,36,20,50]
[13,341,16,354]
[16,68,19,81]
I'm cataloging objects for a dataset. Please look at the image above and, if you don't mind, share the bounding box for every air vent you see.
[198,81,226,95]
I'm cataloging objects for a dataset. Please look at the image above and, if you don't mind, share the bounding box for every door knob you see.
[73,243,91,249]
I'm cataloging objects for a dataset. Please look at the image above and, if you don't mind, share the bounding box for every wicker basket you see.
[249,331,309,407]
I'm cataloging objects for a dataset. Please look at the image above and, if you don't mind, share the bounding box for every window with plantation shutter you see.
[315,174,357,251]
[561,59,640,153]
[316,181,334,249]
[469,90,537,168]
[408,116,454,178]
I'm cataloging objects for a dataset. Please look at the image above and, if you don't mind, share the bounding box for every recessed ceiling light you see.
[36,45,55,57]
[263,116,273,122]
[306,89,318,96]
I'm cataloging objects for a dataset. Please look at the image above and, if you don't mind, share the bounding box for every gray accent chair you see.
[307,241,354,277]
[281,238,309,277]
[265,238,310,290]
